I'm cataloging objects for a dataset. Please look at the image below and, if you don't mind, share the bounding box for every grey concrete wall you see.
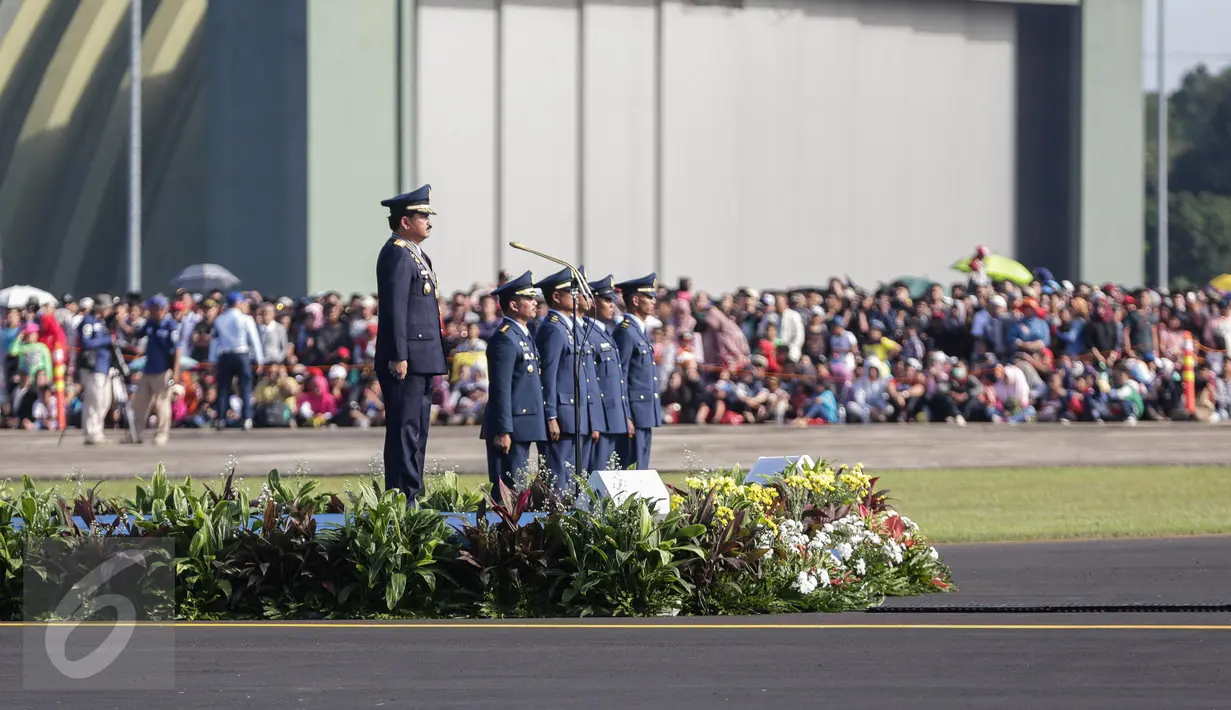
[304,0,399,297]
[1077,0,1144,287]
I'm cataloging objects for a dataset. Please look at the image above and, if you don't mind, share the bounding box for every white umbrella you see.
[172,263,241,292]
[0,285,56,309]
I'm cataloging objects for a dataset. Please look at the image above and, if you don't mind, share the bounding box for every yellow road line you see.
[1,622,1229,630]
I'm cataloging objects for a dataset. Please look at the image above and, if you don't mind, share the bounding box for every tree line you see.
[1146,63,1231,290]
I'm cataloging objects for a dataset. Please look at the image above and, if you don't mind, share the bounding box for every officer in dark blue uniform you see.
[533,266,593,491]
[586,274,634,471]
[613,273,663,469]
[132,294,180,445]
[78,299,115,445]
[374,184,448,503]
[479,271,548,491]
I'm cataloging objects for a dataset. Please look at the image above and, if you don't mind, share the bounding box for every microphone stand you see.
[569,283,583,490]
[509,242,596,492]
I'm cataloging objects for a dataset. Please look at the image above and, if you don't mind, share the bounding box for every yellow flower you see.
[714,506,735,526]
[670,494,685,510]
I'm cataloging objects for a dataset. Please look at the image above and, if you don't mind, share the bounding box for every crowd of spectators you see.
[4,264,1231,433]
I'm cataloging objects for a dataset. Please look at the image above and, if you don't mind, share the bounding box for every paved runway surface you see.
[2,537,1228,708]
[4,421,1230,479]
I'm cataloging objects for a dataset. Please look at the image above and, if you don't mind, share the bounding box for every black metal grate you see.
[867,603,1231,614]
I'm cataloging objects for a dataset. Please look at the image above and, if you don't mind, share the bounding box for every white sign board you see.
[587,469,670,518]
[743,455,815,485]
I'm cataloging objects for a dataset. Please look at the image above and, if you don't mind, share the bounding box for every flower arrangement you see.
[668,458,952,612]
[0,457,953,620]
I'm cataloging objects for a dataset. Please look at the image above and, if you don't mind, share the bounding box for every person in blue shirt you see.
[77,298,115,445]
[613,273,663,469]
[534,266,593,492]
[479,271,547,491]
[132,294,180,446]
[585,274,633,472]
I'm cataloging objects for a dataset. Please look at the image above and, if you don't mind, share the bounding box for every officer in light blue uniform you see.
[585,274,633,471]
[533,266,593,492]
[479,272,548,491]
[613,273,662,469]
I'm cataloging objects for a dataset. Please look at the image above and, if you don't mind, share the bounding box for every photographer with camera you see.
[78,296,115,445]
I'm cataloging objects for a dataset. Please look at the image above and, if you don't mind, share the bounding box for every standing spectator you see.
[762,293,804,363]
[78,299,114,445]
[9,323,51,380]
[476,294,503,341]
[131,295,180,446]
[827,316,858,383]
[257,302,290,365]
[209,292,264,431]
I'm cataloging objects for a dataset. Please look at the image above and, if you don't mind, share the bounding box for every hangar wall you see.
[417,0,1018,294]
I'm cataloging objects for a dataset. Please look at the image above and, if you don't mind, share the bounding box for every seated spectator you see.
[254,364,299,427]
[296,372,336,427]
[990,361,1035,423]
[444,364,488,425]
[846,360,892,423]
[861,320,900,377]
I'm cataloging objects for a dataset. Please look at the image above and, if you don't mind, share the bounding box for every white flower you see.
[883,540,904,565]
[807,531,831,551]
[815,567,830,588]
[778,519,808,549]
[793,570,817,595]
[854,558,867,575]
[835,542,854,560]
[886,510,899,518]
[928,547,939,561]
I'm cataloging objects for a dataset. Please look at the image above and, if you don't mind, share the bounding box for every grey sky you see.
[1142,0,1231,91]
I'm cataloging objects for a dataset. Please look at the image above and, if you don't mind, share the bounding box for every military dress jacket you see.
[535,310,592,435]
[613,316,663,429]
[374,235,447,376]
[585,317,630,434]
[480,318,548,443]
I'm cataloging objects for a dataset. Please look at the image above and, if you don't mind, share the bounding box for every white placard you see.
[587,469,670,518]
[743,455,815,486]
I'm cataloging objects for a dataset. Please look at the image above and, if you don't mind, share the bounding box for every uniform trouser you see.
[616,427,653,470]
[485,439,542,492]
[81,371,113,442]
[133,373,172,442]
[589,432,624,472]
[547,433,591,494]
[377,371,432,502]
[216,352,254,423]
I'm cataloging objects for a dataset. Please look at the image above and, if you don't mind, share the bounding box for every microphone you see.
[508,241,594,301]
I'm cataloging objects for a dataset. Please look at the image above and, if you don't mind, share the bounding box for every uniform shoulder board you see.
[549,314,560,323]
[620,320,631,328]
[392,238,410,249]
[499,324,509,333]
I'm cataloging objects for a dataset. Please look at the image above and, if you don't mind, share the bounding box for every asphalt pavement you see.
[1,537,1228,708]
[5,421,1231,479]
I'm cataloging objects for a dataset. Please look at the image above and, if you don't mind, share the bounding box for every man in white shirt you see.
[209,292,265,430]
